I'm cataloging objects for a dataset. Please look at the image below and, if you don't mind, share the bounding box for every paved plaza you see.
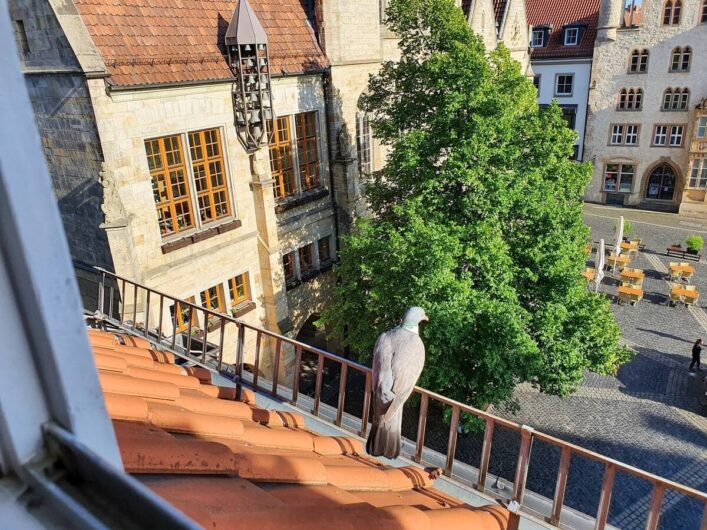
[489,204,707,529]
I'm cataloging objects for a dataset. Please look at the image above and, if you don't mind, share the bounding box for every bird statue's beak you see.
[422,314,430,322]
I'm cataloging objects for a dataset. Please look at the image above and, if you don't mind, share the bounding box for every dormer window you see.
[564,27,579,45]
[531,29,545,47]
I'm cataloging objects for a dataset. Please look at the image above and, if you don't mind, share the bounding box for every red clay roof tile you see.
[89,330,510,529]
[525,0,600,59]
[72,0,328,86]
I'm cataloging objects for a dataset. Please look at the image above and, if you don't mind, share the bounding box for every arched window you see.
[670,46,691,71]
[629,49,649,72]
[645,164,676,201]
[662,88,689,110]
[702,0,707,23]
[663,0,681,24]
[618,88,643,110]
[356,111,372,174]
[673,0,682,23]
[663,0,673,24]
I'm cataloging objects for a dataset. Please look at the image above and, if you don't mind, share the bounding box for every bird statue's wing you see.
[372,331,396,407]
[380,330,425,424]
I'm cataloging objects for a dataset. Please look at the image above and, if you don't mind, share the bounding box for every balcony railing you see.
[92,267,707,530]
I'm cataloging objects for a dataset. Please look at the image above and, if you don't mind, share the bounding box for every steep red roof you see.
[525,0,599,59]
[88,329,512,529]
[73,0,329,87]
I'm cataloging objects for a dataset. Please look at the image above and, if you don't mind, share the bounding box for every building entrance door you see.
[645,164,676,201]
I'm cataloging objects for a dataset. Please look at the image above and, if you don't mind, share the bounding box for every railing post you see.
[97,271,105,315]
[550,446,572,526]
[119,279,126,324]
[185,307,193,356]
[170,302,178,351]
[335,363,348,426]
[271,338,282,396]
[108,285,115,320]
[359,371,372,437]
[312,353,324,416]
[291,345,303,405]
[131,283,138,328]
[644,483,664,530]
[236,323,245,381]
[144,290,151,338]
[476,417,495,493]
[156,294,164,341]
[444,405,460,477]
[252,331,261,388]
[201,315,209,364]
[595,463,616,530]
[217,320,227,372]
[508,425,535,530]
[413,393,429,463]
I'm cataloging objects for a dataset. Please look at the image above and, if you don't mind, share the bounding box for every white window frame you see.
[653,125,668,146]
[625,125,639,145]
[564,27,579,45]
[697,117,707,138]
[689,159,707,188]
[531,29,545,47]
[610,125,624,145]
[669,125,684,146]
[555,74,574,97]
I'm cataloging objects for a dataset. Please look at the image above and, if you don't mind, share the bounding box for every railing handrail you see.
[92,267,707,529]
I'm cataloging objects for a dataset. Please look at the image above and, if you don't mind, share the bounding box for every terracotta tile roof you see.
[525,0,600,59]
[87,329,511,529]
[72,0,328,87]
[493,0,509,30]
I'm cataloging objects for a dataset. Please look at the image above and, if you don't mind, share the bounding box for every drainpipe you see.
[581,59,594,162]
[322,67,341,256]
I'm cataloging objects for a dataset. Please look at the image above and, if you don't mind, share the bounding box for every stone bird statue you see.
[366,307,428,459]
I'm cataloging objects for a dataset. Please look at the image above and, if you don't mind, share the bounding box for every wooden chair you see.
[668,268,682,282]
[668,284,683,306]
[629,292,643,306]
[682,269,694,283]
[617,290,631,305]
[684,286,699,307]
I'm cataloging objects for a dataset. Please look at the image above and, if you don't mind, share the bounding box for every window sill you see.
[275,187,329,214]
[286,264,335,292]
[231,300,256,318]
[161,219,242,254]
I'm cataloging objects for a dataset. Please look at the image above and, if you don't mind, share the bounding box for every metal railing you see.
[92,267,707,530]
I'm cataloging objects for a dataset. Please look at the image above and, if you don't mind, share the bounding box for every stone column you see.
[249,147,291,379]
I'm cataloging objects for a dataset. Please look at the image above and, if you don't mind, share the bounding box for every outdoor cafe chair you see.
[682,270,694,283]
[684,288,699,307]
[617,290,631,305]
[668,269,682,282]
[629,292,642,306]
[668,284,683,306]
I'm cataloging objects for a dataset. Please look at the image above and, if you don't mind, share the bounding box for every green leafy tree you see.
[321,0,630,409]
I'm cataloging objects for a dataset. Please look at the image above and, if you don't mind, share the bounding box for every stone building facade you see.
[10,0,529,375]
[583,0,707,212]
[526,0,600,161]
[681,98,707,216]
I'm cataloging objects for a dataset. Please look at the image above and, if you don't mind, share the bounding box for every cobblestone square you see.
[490,204,707,529]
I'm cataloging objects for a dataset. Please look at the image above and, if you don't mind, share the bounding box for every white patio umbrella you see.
[595,238,605,293]
[613,216,624,274]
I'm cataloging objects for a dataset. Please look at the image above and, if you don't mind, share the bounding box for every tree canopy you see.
[320,0,630,410]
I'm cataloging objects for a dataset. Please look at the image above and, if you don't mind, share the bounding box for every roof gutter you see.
[104,68,330,94]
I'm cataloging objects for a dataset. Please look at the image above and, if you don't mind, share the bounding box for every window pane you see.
[188,128,231,223]
[269,117,296,199]
[144,135,194,236]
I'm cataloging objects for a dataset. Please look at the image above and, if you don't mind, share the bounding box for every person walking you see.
[689,338,703,372]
